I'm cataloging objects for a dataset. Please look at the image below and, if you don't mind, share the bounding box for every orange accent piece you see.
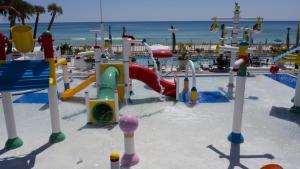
[261,164,284,169]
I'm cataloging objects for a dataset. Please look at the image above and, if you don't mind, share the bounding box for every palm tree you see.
[47,3,63,31]
[0,0,29,53]
[33,5,45,39]
[286,27,291,50]
[122,26,126,36]
[296,24,300,47]
[18,1,33,25]
[170,25,176,53]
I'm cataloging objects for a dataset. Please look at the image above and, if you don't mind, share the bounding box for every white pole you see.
[85,91,91,124]
[291,68,300,113]
[94,46,102,97]
[176,78,179,101]
[48,85,61,133]
[48,85,65,143]
[232,76,246,133]
[2,92,18,139]
[114,90,119,122]
[110,153,120,169]
[62,64,70,90]
[123,38,130,104]
[227,5,240,99]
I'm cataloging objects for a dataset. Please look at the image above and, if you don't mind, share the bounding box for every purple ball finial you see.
[119,114,139,134]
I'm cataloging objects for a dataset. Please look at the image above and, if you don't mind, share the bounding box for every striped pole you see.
[119,114,139,169]
[228,41,249,144]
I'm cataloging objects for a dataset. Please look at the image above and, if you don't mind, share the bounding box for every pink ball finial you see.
[119,114,139,134]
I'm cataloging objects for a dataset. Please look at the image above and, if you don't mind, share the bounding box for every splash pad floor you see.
[0,75,300,169]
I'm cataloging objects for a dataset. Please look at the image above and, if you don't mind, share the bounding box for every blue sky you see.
[2,0,300,22]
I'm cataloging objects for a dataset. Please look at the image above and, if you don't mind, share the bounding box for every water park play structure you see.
[0,3,293,169]
[60,36,180,124]
[0,26,65,149]
[211,2,263,99]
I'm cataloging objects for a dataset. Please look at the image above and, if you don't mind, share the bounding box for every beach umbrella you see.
[122,26,126,36]
[286,27,291,50]
[296,23,300,47]
[109,25,112,45]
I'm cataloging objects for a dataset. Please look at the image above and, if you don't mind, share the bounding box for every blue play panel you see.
[14,93,49,104]
[265,73,296,89]
[180,91,229,103]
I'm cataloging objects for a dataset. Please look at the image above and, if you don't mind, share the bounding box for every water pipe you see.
[228,41,249,144]
[184,60,198,103]
[144,42,164,99]
[119,114,139,169]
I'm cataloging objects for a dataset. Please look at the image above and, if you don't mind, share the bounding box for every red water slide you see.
[129,64,176,98]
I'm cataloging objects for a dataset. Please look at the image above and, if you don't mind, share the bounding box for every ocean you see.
[0,21,299,46]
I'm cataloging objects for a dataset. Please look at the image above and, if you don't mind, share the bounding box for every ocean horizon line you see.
[1,20,299,25]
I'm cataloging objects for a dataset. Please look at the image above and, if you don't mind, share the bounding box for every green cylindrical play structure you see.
[92,66,120,123]
[98,66,119,100]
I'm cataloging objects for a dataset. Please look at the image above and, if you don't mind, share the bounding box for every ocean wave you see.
[71,37,87,41]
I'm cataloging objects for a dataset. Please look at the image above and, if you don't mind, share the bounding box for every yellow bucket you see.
[11,25,35,53]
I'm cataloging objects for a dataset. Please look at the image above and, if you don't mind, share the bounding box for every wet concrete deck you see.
[0,75,299,169]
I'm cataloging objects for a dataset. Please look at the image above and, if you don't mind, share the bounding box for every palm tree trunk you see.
[47,12,56,31]
[33,13,40,39]
[21,17,25,25]
[287,27,290,50]
[296,24,300,47]
[7,16,16,54]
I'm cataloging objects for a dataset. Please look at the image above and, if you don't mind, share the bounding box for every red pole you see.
[0,33,9,62]
[38,31,54,59]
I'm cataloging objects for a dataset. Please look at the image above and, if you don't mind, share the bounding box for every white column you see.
[114,90,119,122]
[227,9,240,99]
[122,38,130,104]
[124,136,135,154]
[2,92,18,139]
[62,64,70,90]
[48,85,61,133]
[85,91,91,123]
[232,76,246,133]
[294,68,300,107]
[176,78,179,101]
[94,47,102,97]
